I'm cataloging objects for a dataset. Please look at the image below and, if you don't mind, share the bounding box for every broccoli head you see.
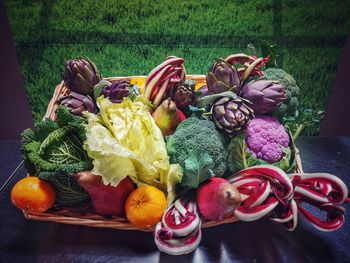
[166,117,227,177]
[262,68,300,118]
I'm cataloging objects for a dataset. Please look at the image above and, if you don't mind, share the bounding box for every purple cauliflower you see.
[246,116,289,163]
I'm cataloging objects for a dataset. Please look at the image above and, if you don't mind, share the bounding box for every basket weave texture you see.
[24,75,303,232]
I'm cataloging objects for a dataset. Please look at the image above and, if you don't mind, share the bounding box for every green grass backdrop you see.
[4,0,350,134]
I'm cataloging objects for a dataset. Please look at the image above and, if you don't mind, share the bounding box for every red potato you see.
[75,171,135,216]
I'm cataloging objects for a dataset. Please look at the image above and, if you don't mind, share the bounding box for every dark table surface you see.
[1,137,350,263]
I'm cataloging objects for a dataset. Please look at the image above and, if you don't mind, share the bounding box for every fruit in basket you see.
[227,116,294,173]
[172,81,194,112]
[101,80,130,103]
[63,57,101,95]
[75,171,135,216]
[152,98,183,136]
[11,176,56,213]
[197,177,241,221]
[144,56,186,106]
[261,68,300,117]
[58,92,95,116]
[211,95,254,137]
[125,185,167,227]
[166,117,227,181]
[241,80,286,114]
[206,59,240,94]
[21,107,92,205]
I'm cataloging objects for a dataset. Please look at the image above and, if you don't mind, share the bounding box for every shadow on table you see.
[2,200,347,263]
[3,217,343,263]
[199,219,339,263]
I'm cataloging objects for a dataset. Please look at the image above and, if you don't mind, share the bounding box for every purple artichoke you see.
[172,82,194,111]
[241,80,286,114]
[58,92,95,116]
[246,116,290,163]
[211,96,254,137]
[63,58,101,95]
[101,80,130,103]
[206,59,240,94]
[198,85,210,97]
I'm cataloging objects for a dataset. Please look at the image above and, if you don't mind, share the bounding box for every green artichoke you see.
[63,58,101,95]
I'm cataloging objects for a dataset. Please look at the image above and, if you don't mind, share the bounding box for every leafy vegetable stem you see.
[292,124,303,141]
[57,146,82,162]
[242,139,248,168]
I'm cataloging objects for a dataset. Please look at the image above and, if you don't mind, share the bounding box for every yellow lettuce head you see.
[84,96,182,204]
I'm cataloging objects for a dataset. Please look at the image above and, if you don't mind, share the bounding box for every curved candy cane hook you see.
[228,165,349,231]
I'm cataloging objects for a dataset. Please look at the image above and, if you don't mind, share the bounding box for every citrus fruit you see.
[11,176,56,213]
[125,185,167,227]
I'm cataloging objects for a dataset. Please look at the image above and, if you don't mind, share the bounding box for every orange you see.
[125,185,167,227]
[11,176,56,213]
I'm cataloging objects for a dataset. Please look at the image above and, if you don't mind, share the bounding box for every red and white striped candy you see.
[228,165,349,232]
[144,56,186,106]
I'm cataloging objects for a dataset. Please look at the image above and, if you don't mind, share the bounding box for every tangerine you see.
[125,185,167,227]
[11,176,56,213]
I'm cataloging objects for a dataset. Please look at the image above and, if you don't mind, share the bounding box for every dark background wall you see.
[0,0,350,139]
[0,0,33,139]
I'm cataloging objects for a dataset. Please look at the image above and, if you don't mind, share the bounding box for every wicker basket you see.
[23,75,303,232]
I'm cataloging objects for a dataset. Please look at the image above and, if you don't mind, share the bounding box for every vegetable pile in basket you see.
[12,53,349,256]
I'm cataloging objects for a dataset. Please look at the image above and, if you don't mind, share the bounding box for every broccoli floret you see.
[166,117,227,177]
[262,68,300,117]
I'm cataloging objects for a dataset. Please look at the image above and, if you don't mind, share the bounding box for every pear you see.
[74,171,135,216]
[152,98,182,136]
[197,177,241,221]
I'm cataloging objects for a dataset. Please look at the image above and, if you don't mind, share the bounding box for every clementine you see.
[11,176,56,213]
[125,185,167,227]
